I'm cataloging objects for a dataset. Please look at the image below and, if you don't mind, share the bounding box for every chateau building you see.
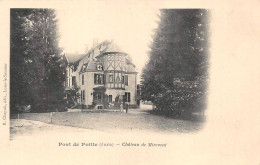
[64,40,138,109]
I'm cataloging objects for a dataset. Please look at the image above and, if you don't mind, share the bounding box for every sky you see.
[56,5,160,83]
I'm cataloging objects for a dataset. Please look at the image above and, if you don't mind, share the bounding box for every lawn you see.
[11,109,205,134]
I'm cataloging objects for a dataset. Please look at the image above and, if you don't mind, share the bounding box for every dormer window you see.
[97,64,103,70]
[82,65,86,72]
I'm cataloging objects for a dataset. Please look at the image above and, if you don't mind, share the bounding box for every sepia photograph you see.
[10,8,209,139]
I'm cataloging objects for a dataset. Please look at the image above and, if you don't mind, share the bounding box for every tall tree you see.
[141,9,209,114]
[10,9,33,112]
[10,9,66,112]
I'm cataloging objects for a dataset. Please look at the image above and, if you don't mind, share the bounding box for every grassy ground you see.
[11,108,205,134]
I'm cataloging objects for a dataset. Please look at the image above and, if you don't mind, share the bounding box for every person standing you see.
[120,102,123,112]
[125,103,129,113]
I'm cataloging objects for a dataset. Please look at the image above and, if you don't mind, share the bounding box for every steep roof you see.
[64,40,111,64]
[105,41,122,52]
[80,61,103,72]
[65,40,136,73]
[95,41,130,59]
[65,53,85,63]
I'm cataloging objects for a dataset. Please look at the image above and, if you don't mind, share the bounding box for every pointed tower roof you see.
[105,41,122,52]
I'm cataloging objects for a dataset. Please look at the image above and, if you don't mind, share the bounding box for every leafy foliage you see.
[141,9,209,115]
[10,9,66,112]
[65,84,81,108]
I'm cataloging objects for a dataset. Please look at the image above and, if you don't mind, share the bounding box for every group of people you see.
[120,103,129,113]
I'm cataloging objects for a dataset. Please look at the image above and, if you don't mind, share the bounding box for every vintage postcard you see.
[0,0,259,165]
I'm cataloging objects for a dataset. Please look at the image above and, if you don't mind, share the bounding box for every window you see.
[125,92,130,102]
[122,75,125,83]
[81,90,85,102]
[81,91,83,102]
[72,76,76,86]
[109,95,112,102]
[94,92,102,102]
[83,90,85,101]
[82,74,84,85]
[116,75,120,82]
[97,64,103,70]
[125,75,128,85]
[94,74,104,84]
[66,78,68,87]
[109,75,113,83]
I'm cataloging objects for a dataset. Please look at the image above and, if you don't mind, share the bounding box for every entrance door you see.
[93,92,102,104]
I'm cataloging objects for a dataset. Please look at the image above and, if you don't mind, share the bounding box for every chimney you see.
[93,38,99,47]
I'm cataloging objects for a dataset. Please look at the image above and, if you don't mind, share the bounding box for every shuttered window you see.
[122,75,124,83]
[81,91,83,102]
[82,74,84,85]
[83,90,85,101]
[66,78,68,87]
[72,76,76,86]
[125,92,130,102]
[125,75,128,85]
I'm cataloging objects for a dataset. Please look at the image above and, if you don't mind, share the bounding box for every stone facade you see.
[64,40,138,109]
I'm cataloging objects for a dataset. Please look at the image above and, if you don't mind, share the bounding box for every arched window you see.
[116,75,120,82]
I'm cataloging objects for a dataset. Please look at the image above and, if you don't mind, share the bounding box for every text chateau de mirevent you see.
[63,40,140,109]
